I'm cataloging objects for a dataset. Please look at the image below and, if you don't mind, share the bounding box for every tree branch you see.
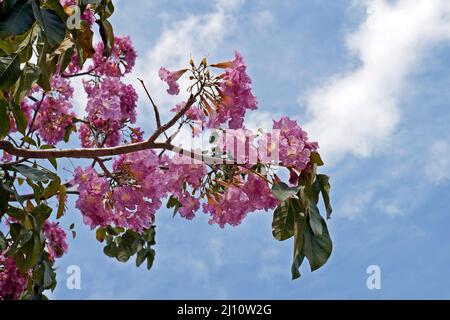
[138,78,161,129]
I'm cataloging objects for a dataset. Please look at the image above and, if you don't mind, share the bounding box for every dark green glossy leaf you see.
[271,182,302,201]
[272,198,302,241]
[44,0,69,21]
[0,0,35,38]
[310,151,324,166]
[24,233,41,269]
[14,62,40,103]
[303,215,332,271]
[7,229,33,256]
[0,100,9,139]
[0,183,11,215]
[0,54,20,90]
[12,164,54,182]
[6,206,25,221]
[31,203,52,229]
[32,1,66,50]
[0,230,7,252]
[308,202,323,236]
[291,211,306,279]
[10,100,27,134]
[146,249,155,270]
[136,249,147,267]
[311,174,332,219]
[96,19,114,56]
[95,0,114,20]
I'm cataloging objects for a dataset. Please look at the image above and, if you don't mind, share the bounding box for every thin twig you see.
[137,78,162,129]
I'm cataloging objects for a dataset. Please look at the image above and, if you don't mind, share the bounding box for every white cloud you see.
[425,140,450,183]
[304,0,450,162]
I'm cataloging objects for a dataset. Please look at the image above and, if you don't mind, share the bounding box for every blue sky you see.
[44,0,450,299]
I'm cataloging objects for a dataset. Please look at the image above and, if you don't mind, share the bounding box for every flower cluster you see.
[163,154,207,219]
[73,166,112,228]
[0,252,27,300]
[159,68,187,95]
[111,150,167,231]
[43,221,69,260]
[73,151,168,231]
[93,36,137,77]
[209,52,258,129]
[203,173,278,228]
[80,77,138,147]
[18,75,75,146]
[273,117,318,173]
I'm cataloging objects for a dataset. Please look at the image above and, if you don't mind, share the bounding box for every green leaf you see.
[42,176,60,198]
[7,206,25,221]
[48,157,58,170]
[291,211,306,279]
[10,101,27,134]
[31,203,52,229]
[95,0,115,20]
[32,1,66,51]
[96,227,106,242]
[103,242,117,257]
[96,19,114,57]
[44,0,69,21]
[142,226,156,245]
[308,202,323,237]
[58,45,74,74]
[21,136,37,146]
[311,174,332,219]
[0,230,7,252]
[0,54,21,90]
[272,198,302,241]
[42,260,55,289]
[0,23,39,54]
[12,164,54,182]
[7,229,33,256]
[310,151,324,166]
[303,215,332,271]
[24,233,41,269]
[116,245,131,262]
[0,183,11,216]
[14,62,40,103]
[37,40,51,91]
[136,248,147,267]
[0,0,35,38]
[56,184,66,218]
[146,249,155,270]
[287,196,333,279]
[271,182,302,201]
[0,100,10,139]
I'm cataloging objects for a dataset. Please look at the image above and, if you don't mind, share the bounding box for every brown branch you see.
[138,78,161,129]
[0,89,201,160]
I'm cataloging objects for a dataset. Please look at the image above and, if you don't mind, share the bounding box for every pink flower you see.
[272,117,318,172]
[73,167,113,229]
[159,68,186,95]
[43,221,69,260]
[208,52,258,129]
[202,173,278,228]
[0,252,28,300]
[19,76,76,145]
[93,36,137,77]
[80,78,138,147]
[111,150,168,231]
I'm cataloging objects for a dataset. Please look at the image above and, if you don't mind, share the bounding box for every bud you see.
[210,61,235,69]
